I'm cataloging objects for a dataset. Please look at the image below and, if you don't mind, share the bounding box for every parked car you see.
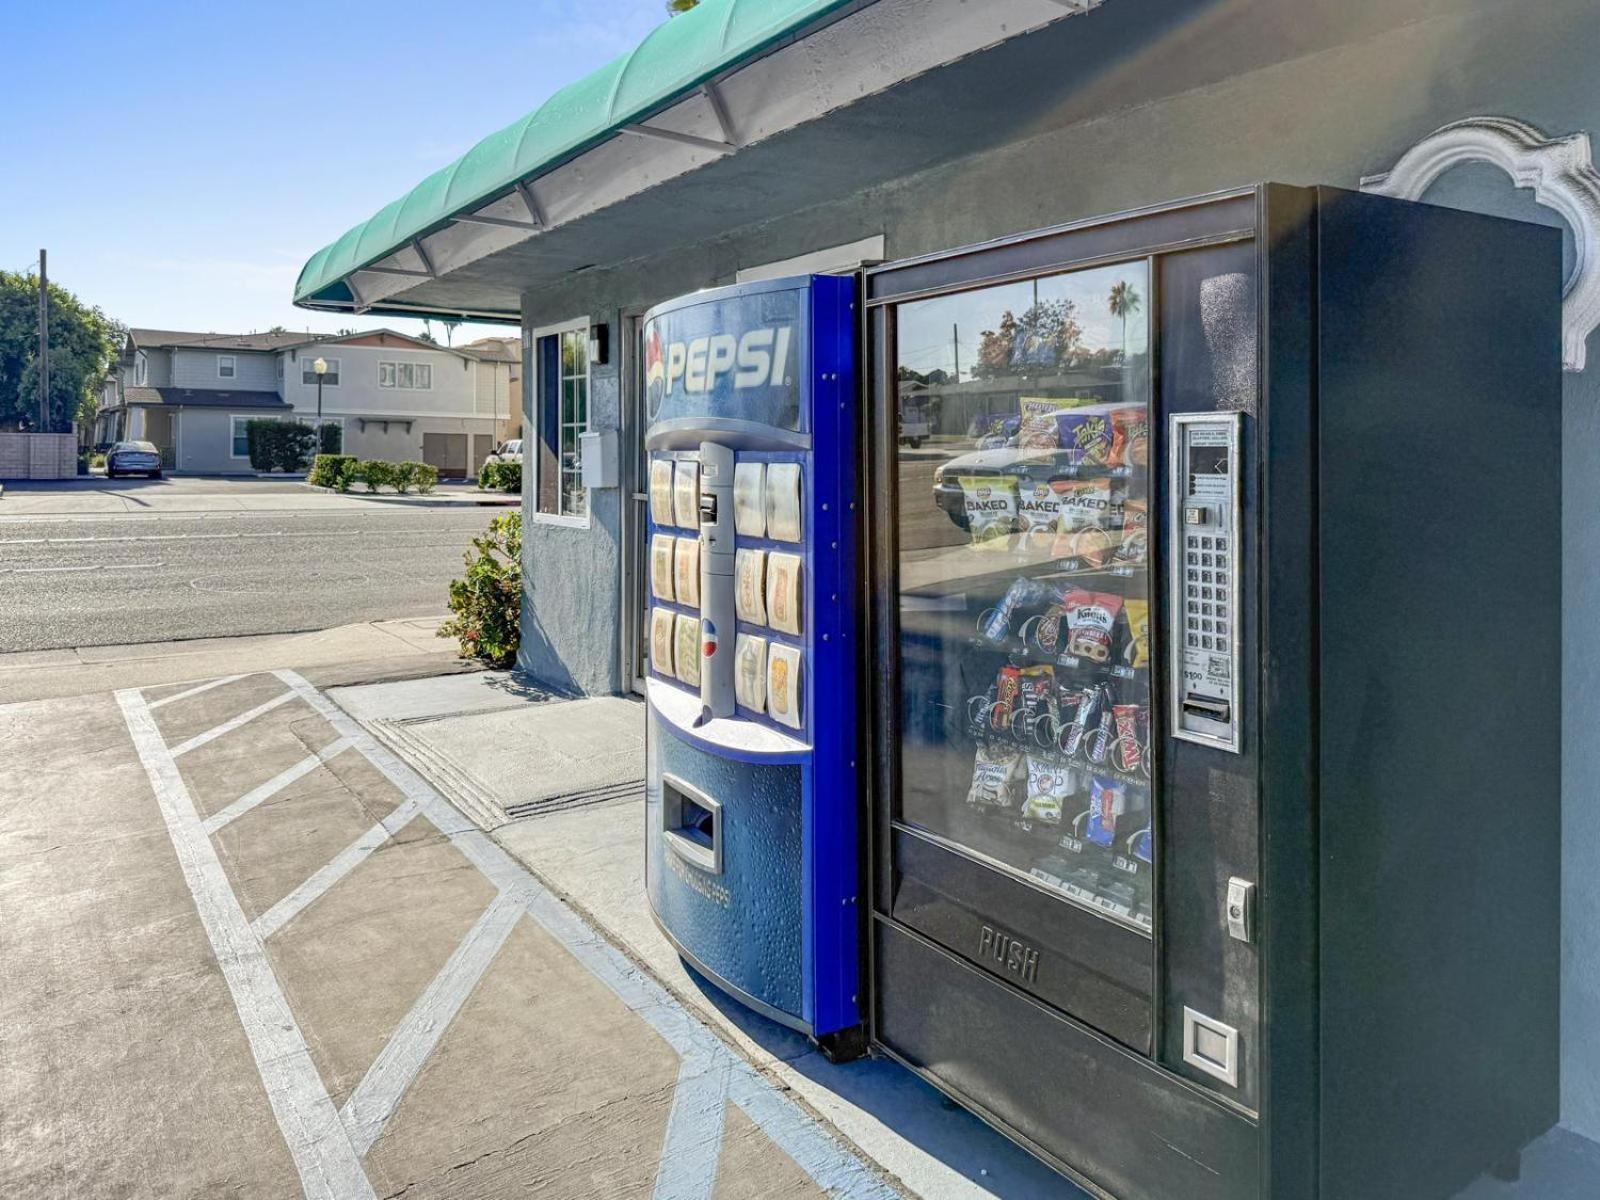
[483,438,522,466]
[106,440,163,479]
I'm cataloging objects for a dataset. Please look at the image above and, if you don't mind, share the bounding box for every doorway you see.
[618,313,648,695]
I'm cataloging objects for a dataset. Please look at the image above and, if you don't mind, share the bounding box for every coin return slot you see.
[1182,694,1231,724]
[662,775,722,875]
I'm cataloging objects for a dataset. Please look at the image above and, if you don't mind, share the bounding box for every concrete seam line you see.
[147,673,246,710]
[251,796,423,942]
[114,687,377,1200]
[203,737,353,835]
[169,689,296,758]
[651,1050,732,1200]
[341,890,525,1157]
[274,670,898,1200]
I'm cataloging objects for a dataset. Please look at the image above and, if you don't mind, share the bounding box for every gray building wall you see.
[514,0,1600,1136]
[171,348,278,390]
[173,408,251,474]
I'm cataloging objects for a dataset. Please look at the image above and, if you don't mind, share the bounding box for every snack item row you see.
[962,474,1147,568]
[980,578,1149,670]
[965,743,1148,849]
[1014,398,1149,467]
[650,608,705,688]
[734,633,803,729]
[734,548,804,635]
[968,665,1150,776]
[732,460,804,542]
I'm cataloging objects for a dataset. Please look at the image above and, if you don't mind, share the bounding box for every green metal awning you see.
[293,0,859,311]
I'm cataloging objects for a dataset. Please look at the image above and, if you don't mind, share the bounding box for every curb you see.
[300,482,518,508]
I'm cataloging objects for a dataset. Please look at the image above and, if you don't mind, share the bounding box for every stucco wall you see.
[512,0,1600,1135]
[173,409,251,474]
[278,344,477,417]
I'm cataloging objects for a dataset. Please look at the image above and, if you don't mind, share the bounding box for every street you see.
[0,481,498,652]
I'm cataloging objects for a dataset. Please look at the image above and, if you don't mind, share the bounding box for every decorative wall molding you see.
[1362,116,1600,372]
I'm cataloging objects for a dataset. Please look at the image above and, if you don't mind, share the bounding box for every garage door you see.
[422,433,468,478]
[473,434,495,474]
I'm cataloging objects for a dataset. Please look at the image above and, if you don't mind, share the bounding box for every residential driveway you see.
[0,671,897,1199]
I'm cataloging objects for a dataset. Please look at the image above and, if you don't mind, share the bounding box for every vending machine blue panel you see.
[642,274,859,1042]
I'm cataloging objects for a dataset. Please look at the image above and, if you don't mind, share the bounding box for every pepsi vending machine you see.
[642,275,862,1054]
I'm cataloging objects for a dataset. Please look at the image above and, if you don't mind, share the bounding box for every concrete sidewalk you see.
[0,479,514,519]
[326,671,1600,1200]
[2,668,896,1199]
[0,616,472,705]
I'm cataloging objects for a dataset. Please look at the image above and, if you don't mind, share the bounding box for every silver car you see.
[106,440,163,479]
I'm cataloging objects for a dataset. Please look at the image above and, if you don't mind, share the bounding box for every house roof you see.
[128,329,309,353]
[274,327,466,355]
[125,387,292,410]
[457,337,520,364]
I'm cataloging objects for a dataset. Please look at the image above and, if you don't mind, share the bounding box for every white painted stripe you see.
[149,673,247,711]
[170,690,295,758]
[252,796,422,941]
[274,670,896,1200]
[6,561,162,574]
[652,1051,731,1200]
[203,737,353,835]
[114,688,376,1200]
[340,891,524,1157]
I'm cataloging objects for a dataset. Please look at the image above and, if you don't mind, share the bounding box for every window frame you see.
[229,415,253,460]
[529,316,592,529]
[302,356,340,386]
[378,360,433,390]
[217,354,236,379]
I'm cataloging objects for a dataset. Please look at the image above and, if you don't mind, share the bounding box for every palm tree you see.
[1108,281,1142,363]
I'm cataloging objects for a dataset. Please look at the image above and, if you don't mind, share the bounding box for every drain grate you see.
[502,779,645,821]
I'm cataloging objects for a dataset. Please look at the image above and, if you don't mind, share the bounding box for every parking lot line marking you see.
[116,687,377,1200]
[252,796,424,941]
[170,690,296,758]
[275,670,900,1200]
[149,673,246,710]
[652,1050,731,1200]
[6,561,163,573]
[204,737,353,835]
[341,890,526,1157]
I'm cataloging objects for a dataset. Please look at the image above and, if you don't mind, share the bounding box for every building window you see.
[534,323,589,522]
[135,353,148,386]
[218,355,236,379]
[302,356,340,386]
[230,416,252,458]
[379,361,432,389]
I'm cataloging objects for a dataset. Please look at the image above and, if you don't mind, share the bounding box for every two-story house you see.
[94,327,510,476]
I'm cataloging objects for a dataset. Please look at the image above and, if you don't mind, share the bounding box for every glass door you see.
[889,258,1156,937]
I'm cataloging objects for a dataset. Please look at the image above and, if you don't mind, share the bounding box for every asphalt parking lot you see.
[0,670,893,1199]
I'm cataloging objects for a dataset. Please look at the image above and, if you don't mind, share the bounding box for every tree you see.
[667,0,701,13]
[1108,281,1142,362]
[0,271,122,432]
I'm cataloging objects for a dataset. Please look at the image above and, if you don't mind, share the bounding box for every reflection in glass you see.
[893,260,1155,932]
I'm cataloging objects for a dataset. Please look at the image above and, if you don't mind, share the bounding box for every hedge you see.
[345,459,439,495]
[308,454,357,489]
[438,512,522,666]
[478,460,521,493]
[246,419,316,472]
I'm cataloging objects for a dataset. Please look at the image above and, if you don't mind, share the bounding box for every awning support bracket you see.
[619,123,735,155]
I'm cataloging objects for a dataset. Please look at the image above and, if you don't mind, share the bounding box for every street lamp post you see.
[312,356,328,451]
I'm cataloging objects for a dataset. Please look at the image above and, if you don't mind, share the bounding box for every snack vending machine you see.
[642,275,862,1052]
[864,186,1562,1200]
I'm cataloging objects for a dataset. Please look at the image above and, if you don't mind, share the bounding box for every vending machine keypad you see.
[1170,413,1242,752]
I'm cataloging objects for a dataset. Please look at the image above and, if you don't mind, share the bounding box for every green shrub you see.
[438,512,522,666]
[392,461,418,494]
[317,422,343,455]
[307,454,356,488]
[478,460,521,492]
[356,460,395,493]
[408,462,439,494]
[246,419,317,472]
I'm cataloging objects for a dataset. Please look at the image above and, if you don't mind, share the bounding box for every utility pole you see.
[952,322,961,381]
[37,249,50,431]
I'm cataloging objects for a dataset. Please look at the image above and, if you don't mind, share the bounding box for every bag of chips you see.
[1055,408,1116,466]
[1022,756,1072,825]
[1111,407,1148,468]
[968,745,1024,810]
[1051,477,1114,567]
[1016,480,1068,554]
[1123,599,1150,669]
[1085,775,1127,847]
[960,476,1018,549]
[1113,498,1148,567]
[1063,590,1124,662]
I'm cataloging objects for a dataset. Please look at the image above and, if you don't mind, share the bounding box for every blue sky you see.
[1,0,671,343]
